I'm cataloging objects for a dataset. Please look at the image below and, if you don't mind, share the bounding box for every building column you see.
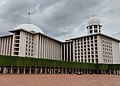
[70,43,71,61]
[119,70,120,75]
[64,44,65,61]
[23,67,26,74]
[10,66,13,74]
[29,67,31,74]
[17,66,20,74]
[35,68,37,74]
[49,67,51,74]
[41,68,43,74]
[3,67,7,74]
[67,43,68,61]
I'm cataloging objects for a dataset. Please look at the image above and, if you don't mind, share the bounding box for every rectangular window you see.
[90,26,92,29]
[94,25,97,28]
[90,30,92,33]
[94,30,97,33]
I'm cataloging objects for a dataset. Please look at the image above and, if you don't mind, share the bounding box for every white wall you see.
[97,35,103,63]
[112,41,120,64]
[19,31,27,57]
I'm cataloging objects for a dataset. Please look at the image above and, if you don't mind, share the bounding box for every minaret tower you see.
[87,15,102,34]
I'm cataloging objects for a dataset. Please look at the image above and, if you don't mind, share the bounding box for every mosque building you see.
[0,16,120,64]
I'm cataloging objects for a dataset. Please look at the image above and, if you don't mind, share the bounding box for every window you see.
[99,26,101,29]
[94,30,97,33]
[87,41,90,44]
[91,36,93,39]
[96,55,98,58]
[87,37,89,40]
[90,26,92,29]
[85,59,87,62]
[95,51,98,54]
[88,48,90,51]
[95,44,97,46]
[90,30,92,33]
[81,59,83,62]
[84,38,86,41]
[99,30,101,33]
[88,59,90,62]
[81,56,83,58]
[96,59,98,63]
[95,47,97,50]
[94,36,97,39]
[92,55,94,58]
[91,44,93,47]
[92,59,94,63]
[92,51,94,54]
[95,40,97,43]
[94,25,97,28]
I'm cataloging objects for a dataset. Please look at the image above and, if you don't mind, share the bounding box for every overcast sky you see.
[0,0,120,41]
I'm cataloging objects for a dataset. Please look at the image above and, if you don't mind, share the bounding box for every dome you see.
[88,16,100,26]
[13,24,44,34]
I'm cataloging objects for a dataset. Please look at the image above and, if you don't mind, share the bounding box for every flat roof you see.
[10,29,62,43]
[0,34,13,38]
[70,33,120,42]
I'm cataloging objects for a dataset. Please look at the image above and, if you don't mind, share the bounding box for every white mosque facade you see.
[0,16,120,64]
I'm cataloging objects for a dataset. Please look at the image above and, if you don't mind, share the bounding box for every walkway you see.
[0,74,120,86]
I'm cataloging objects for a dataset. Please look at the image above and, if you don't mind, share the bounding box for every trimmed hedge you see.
[0,55,96,69]
[0,55,120,70]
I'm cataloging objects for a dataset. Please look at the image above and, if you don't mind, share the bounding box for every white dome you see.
[13,24,44,34]
[88,16,100,26]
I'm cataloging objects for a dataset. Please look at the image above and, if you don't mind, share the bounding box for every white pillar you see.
[17,66,19,74]
[23,67,26,74]
[3,67,6,74]
[35,68,37,74]
[10,66,13,74]
[67,43,68,61]
[29,67,31,74]
[0,38,1,54]
[41,36,43,58]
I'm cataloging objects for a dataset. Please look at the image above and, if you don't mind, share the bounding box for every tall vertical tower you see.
[87,15,102,34]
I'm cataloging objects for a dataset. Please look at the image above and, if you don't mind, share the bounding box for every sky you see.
[0,0,120,41]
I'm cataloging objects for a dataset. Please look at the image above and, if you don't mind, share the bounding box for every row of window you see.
[103,51,113,55]
[25,33,34,57]
[74,36,97,42]
[90,30,101,33]
[27,32,34,37]
[75,47,98,52]
[75,40,97,45]
[75,50,98,55]
[102,38,112,44]
[89,25,101,29]
[103,59,113,63]
[75,54,98,58]
[75,58,98,63]
[103,55,113,59]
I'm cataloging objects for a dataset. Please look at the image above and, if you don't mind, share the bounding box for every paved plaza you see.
[0,74,120,86]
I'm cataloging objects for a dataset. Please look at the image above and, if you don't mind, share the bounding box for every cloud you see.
[0,0,120,41]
